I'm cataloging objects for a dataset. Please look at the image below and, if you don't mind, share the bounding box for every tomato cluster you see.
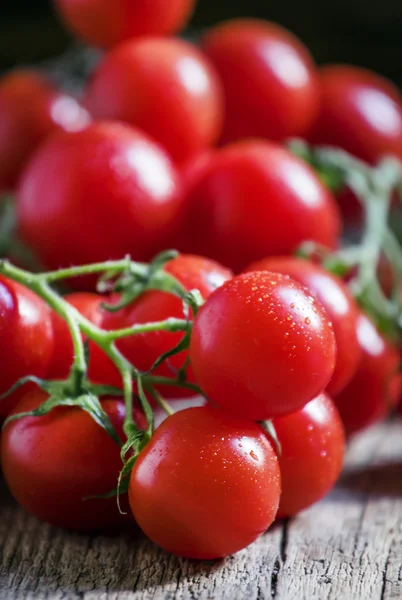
[0,0,401,562]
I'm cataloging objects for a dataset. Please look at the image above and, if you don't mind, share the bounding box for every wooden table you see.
[0,420,401,600]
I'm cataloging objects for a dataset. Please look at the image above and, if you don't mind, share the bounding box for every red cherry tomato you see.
[307,65,402,164]
[47,292,117,386]
[245,257,361,395]
[2,390,146,530]
[102,254,233,397]
[333,313,401,436]
[54,0,196,49]
[273,392,345,518]
[129,406,281,559]
[190,272,336,420]
[85,38,223,164]
[178,140,341,271]
[16,122,182,274]
[201,19,319,144]
[0,70,90,192]
[0,277,53,418]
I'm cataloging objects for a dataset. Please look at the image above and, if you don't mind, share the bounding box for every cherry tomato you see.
[0,70,90,192]
[178,140,341,271]
[47,292,117,385]
[129,406,281,559]
[333,313,401,436]
[16,122,183,274]
[273,393,345,518]
[190,272,336,420]
[307,65,402,164]
[0,277,53,418]
[201,19,319,144]
[2,390,146,530]
[54,0,196,49]
[85,38,223,164]
[102,254,233,397]
[245,257,361,395]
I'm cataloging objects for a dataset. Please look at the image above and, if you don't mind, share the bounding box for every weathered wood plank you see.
[276,422,402,600]
[0,421,402,600]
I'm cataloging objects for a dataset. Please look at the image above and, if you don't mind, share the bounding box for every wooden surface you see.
[0,420,402,600]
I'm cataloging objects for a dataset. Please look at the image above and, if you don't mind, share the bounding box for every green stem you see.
[142,375,202,395]
[105,318,191,341]
[0,259,194,437]
[41,258,135,282]
[147,387,175,417]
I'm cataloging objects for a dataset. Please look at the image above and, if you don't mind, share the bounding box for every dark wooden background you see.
[1,0,402,85]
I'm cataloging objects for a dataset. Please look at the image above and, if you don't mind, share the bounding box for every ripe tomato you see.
[129,406,281,559]
[333,313,401,436]
[54,0,196,49]
[190,272,336,420]
[307,65,402,164]
[178,140,341,271]
[0,70,90,192]
[0,277,53,418]
[102,254,233,397]
[16,122,182,273]
[2,390,146,530]
[85,38,223,164]
[47,292,117,385]
[201,19,319,144]
[245,257,361,395]
[273,393,345,518]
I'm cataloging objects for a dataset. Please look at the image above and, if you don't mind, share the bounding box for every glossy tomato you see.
[307,65,402,164]
[129,406,281,559]
[85,38,223,164]
[201,19,319,144]
[333,313,401,436]
[190,272,336,420]
[54,0,196,48]
[47,292,118,385]
[102,254,233,397]
[178,140,341,271]
[274,393,345,518]
[2,390,146,530]
[0,70,90,192]
[0,277,53,418]
[16,122,182,274]
[245,257,361,395]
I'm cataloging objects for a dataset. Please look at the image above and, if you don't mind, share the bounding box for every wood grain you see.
[1,421,402,600]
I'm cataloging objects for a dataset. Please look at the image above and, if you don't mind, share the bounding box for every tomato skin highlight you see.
[333,313,401,436]
[190,272,336,420]
[245,257,361,395]
[129,406,281,559]
[0,70,90,191]
[101,255,233,397]
[307,65,402,164]
[201,19,319,144]
[0,277,53,418]
[273,393,345,518]
[16,122,182,273]
[178,140,341,271]
[85,38,223,164]
[54,0,196,49]
[2,391,146,530]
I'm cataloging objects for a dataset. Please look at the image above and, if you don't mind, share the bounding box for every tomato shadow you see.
[336,461,402,498]
[0,474,16,508]
[0,477,225,596]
